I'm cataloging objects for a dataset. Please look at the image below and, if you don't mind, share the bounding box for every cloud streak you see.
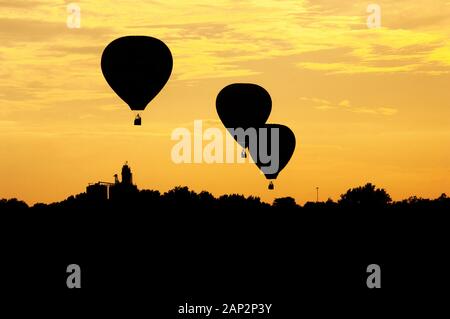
[301,97,398,116]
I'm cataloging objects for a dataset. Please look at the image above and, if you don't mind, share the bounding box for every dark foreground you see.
[1,202,448,316]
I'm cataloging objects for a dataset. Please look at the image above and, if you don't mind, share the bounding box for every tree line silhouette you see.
[1,183,449,212]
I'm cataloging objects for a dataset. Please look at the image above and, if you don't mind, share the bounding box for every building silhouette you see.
[121,162,133,185]
[86,162,138,201]
[86,182,110,201]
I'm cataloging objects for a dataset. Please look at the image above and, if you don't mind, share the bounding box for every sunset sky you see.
[1,0,449,205]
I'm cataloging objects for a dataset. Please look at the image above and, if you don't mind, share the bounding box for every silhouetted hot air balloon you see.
[101,36,173,125]
[249,124,296,190]
[216,83,272,157]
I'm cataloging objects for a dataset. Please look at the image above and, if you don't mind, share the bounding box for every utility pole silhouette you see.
[316,187,319,202]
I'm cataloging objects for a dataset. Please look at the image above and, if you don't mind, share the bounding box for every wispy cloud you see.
[2,0,450,84]
[0,1,49,9]
[301,97,398,116]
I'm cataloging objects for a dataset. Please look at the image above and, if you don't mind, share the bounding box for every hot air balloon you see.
[216,83,272,157]
[249,124,296,190]
[101,36,173,125]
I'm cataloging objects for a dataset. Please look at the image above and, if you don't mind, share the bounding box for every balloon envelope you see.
[216,83,272,148]
[101,36,173,111]
[249,124,296,180]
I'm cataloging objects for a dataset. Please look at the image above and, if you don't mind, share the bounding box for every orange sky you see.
[1,0,449,205]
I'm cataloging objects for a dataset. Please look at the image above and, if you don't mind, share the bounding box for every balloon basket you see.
[268,182,274,190]
[134,114,142,126]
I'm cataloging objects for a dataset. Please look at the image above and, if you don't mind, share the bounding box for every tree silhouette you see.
[0,198,28,211]
[273,197,299,210]
[338,183,391,209]
[2,183,449,213]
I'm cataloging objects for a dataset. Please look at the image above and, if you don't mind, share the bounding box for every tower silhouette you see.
[121,162,133,185]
